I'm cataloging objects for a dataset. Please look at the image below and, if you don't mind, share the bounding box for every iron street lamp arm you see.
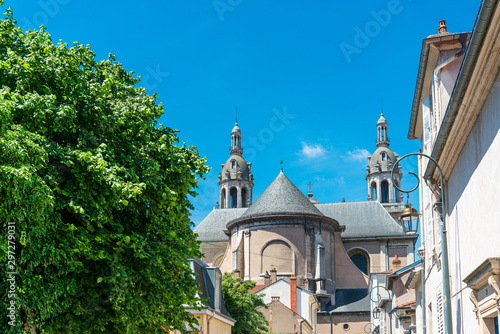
[389,152,452,334]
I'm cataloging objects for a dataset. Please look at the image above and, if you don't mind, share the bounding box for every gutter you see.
[424,0,499,180]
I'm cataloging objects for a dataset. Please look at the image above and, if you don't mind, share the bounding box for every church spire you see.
[230,121,243,155]
[376,111,390,147]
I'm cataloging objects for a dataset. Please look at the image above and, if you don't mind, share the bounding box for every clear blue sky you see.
[10,0,479,230]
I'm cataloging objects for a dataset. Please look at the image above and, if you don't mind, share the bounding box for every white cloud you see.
[299,142,326,159]
[345,148,370,162]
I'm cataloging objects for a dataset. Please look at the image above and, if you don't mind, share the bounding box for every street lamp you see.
[399,195,420,235]
[391,152,452,334]
[373,307,381,319]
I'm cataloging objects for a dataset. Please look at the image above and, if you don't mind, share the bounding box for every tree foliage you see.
[0,5,209,333]
[221,272,269,334]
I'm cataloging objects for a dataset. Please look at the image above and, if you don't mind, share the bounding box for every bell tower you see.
[218,121,254,208]
[366,111,404,218]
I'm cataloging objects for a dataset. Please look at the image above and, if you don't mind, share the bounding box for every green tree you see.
[0,5,209,333]
[221,272,269,334]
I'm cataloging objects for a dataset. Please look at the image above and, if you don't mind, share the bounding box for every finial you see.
[307,181,313,198]
[381,96,384,115]
[342,197,346,202]
[280,160,284,172]
[307,181,313,193]
[235,106,238,124]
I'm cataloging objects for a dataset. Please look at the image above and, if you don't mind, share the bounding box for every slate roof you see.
[242,171,324,218]
[194,208,247,242]
[190,258,234,320]
[315,201,404,237]
[327,289,371,313]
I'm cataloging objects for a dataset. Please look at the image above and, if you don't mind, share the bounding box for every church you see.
[194,113,417,333]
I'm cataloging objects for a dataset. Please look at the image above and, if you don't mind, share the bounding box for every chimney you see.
[234,269,241,279]
[393,255,402,271]
[438,20,447,34]
[270,268,277,283]
[290,275,297,313]
[264,271,271,287]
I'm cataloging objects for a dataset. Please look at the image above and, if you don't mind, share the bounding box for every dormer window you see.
[381,152,386,161]
[231,160,236,169]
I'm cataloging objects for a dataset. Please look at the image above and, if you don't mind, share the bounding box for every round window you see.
[343,323,350,331]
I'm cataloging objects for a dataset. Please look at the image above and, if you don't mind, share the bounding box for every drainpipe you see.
[207,309,215,334]
[421,266,426,334]
[300,319,305,334]
[386,240,390,271]
[329,312,333,334]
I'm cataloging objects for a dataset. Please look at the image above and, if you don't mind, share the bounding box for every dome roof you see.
[377,112,388,125]
[221,155,251,181]
[367,146,399,175]
[231,122,241,134]
[242,171,324,217]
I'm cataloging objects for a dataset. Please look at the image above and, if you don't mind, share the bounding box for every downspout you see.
[207,309,215,334]
[421,266,426,334]
[386,240,390,271]
[329,312,333,334]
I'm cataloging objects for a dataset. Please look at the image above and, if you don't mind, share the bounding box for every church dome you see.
[367,146,399,175]
[231,122,241,134]
[242,171,324,217]
[221,155,251,181]
[377,113,388,126]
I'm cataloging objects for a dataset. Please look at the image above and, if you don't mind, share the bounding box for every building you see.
[194,114,417,333]
[171,258,236,334]
[408,1,500,333]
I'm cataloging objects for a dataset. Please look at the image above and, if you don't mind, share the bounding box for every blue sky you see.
[10,0,480,230]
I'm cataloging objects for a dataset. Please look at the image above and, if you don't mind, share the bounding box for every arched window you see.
[241,188,247,208]
[230,187,238,208]
[231,160,236,169]
[221,189,226,209]
[381,152,386,161]
[212,253,224,267]
[371,182,377,201]
[261,240,294,274]
[348,249,370,275]
[381,180,389,203]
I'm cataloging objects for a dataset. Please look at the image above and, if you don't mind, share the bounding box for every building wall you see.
[170,313,233,334]
[335,234,369,289]
[199,241,227,266]
[316,313,369,334]
[445,71,500,334]
[344,239,414,275]
[257,300,313,334]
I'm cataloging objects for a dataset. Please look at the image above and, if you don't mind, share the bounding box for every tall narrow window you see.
[381,180,389,203]
[230,187,237,208]
[241,188,247,208]
[221,189,226,209]
[371,182,377,201]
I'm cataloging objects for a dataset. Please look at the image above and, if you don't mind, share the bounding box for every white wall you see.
[446,71,500,334]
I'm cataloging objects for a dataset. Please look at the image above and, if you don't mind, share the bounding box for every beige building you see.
[194,115,417,333]
[407,2,500,333]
